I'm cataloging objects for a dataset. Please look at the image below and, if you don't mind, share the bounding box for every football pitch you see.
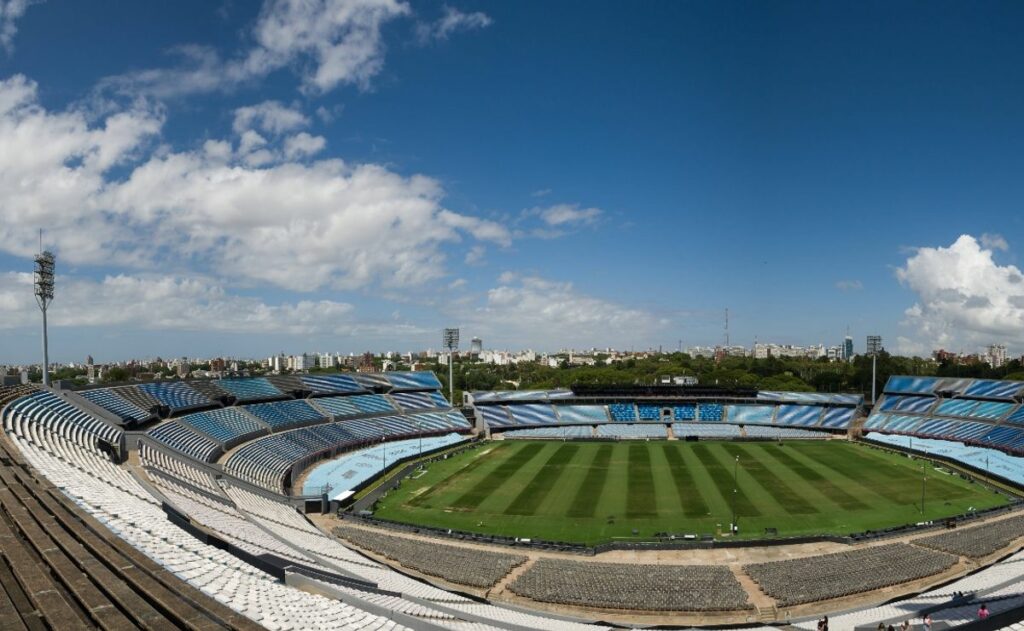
[372,440,1010,544]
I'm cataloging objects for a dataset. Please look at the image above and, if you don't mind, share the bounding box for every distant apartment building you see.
[842,336,854,361]
[987,344,1008,368]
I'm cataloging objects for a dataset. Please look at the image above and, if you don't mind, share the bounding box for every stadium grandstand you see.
[465,383,863,437]
[864,376,1024,457]
[3,374,1024,629]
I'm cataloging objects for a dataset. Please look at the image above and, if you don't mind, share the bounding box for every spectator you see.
[922,613,932,631]
[901,620,910,631]
[978,603,989,620]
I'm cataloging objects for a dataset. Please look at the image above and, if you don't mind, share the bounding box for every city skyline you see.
[2,2,1024,363]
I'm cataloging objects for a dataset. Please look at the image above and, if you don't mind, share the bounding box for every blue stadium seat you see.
[774,405,823,427]
[608,403,637,422]
[243,400,324,429]
[820,407,855,429]
[79,388,150,422]
[555,405,609,424]
[147,421,220,462]
[178,408,268,445]
[725,405,774,425]
[637,405,662,421]
[672,404,696,421]
[216,378,283,401]
[697,403,723,422]
[507,404,558,426]
[299,373,365,395]
[137,381,209,411]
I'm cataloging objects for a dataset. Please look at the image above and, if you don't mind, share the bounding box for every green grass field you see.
[372,440,1010,544]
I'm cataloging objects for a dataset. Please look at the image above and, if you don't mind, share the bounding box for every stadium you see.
[3,371,1024,630]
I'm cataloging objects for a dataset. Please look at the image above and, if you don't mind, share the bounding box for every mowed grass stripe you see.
[566,444,612,518]
[410,444,502,507]
[504,444,580,516]
[626,444,657,517]
[755,444,869,511]
[451,442,545,510]
[691,444,761,517]
[721,444,818,515]
[847,445,972,499]
[661,444,710,517]
[798,444,924,505]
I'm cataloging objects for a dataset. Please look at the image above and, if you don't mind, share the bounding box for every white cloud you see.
[0,271,356,334]
[981,232,1009,252]
[0,0,37,54]
[233,100,309,135]
[102,0,410,98]
[896,234,1024,352]
[0,73,511,292]
[527,203,603,227]
[835,279,863,292]
[283,132,326,159]
[416,5,492,43]
[464,245,485,265]
[0,74,162,265]
[459,274,667,348]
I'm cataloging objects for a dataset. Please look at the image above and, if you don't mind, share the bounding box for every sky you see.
[1,0,1024,363]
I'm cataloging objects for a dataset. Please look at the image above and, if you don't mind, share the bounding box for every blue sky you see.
[1,0,1024,363]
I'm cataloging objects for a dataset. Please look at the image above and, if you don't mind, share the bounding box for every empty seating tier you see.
[136,381,210,410]
[726,404,774,425]
[147,420,220,462]
[698,403,723,421]
[0,435,263,631]
[178,407,269,446]
[110,385,162,413]
[333,523,527,588]
[637,404,661,420]
[507,403,558,425]
[774,404,823,427]
[243,399,325,429]
[913,513,1024,558]
[821,407,855,429]
[215,377,283,401]
[744,426,830,439]
[187,379,232,400]
[672,423,742,438]
[391,391,440,411]
[503,426,593,439]
[744,543,958,606]
[78,387,151,422]
[2,390,121,449]
[673,404,696,420]
[382,371,443,391]
[555,405,609,424]
[596,424,667,439]
[608,403,636,422]
[300,373,366,394]
[509,558,751,611]
[225,412,471,492]
[265,374,307,393]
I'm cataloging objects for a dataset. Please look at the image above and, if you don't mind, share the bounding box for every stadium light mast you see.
[33,233,55,387]
[443,328,459,404]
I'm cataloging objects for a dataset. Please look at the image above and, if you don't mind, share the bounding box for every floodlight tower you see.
[34,241,56,387]
[443,328,459,404]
